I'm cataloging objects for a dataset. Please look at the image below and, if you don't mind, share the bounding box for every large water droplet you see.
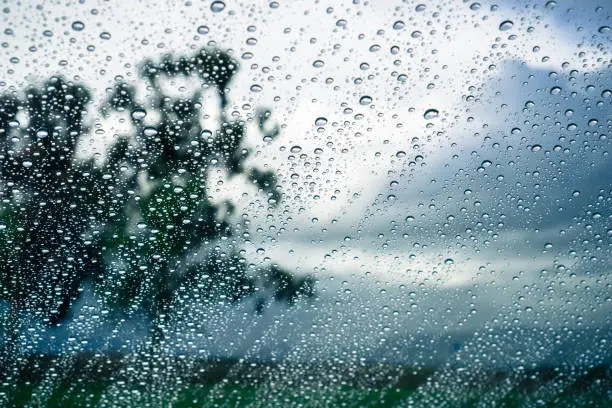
[210,1,226,12]
[393,21,405,30]
[315,117,328,126]
[131,108,147,120]
[359,95,372,105]
[144,127,158,137]
[423,109,439,119]
[499,20,514,31]
[71,21,85,31]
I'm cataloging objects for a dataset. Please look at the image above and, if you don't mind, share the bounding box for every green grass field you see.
[3,355,611,407]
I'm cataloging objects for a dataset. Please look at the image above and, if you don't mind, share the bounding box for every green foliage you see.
[0,48,314,337]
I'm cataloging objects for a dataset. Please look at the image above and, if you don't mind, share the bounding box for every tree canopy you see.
[0,48,314,348]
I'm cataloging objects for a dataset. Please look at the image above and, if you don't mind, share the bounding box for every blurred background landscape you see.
[0,0,611,406]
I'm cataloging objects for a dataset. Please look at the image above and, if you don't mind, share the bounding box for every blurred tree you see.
[0,77,114,361]
[99,48,314,342]
[0,48,314,350]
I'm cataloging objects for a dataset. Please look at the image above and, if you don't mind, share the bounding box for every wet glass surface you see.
[0,1,611,406]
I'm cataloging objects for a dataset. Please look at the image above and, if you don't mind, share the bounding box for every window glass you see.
[1,0,610,406]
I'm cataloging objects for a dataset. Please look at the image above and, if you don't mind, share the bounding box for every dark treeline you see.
[0,47,314,355]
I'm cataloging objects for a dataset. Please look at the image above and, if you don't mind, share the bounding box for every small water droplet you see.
[210,1,225,12]
[315,117,328,126]
[144,127,158,137]
[599,26,610,33]
[131,108,147,120]
[545,1,557,10]
[423,109,439,119]
[531,144,542,152]
[359,95,372,105]
[290,145,302,153]
[250,84,263,92]
[393,21,405,30]
[197,25,210,35]
[312,60,325,68]
[499,20,514,31]
[99,32,111,40]
[71,21,85,31]
[396,151,406,158]
[550,86,562,95]
[444,258,454,265]
[22,160,33,168]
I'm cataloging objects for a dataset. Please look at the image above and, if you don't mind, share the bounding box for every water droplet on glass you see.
[131,108,147,120]
[36,129,48,138]
[359,95,372,105]
[531,144,542,152]
[444,258,454,265]
[499,20,514,31]
[22,160,33,168]
[470,3,481,11]
[411,30,422,38]
[290,146,302,153]
[423,109,439,119]
[210,1,226,12]
[393,21,405,30]
[250,84,263,92]
[144,127,158,137]
[396,151,406,158]
[315,117,328,126]
[312,60,325,68]
[599,26,610,33]
[550,86,562,95]
[197,25,210,35]
[99,32,111,40]
[71,21,85,31]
